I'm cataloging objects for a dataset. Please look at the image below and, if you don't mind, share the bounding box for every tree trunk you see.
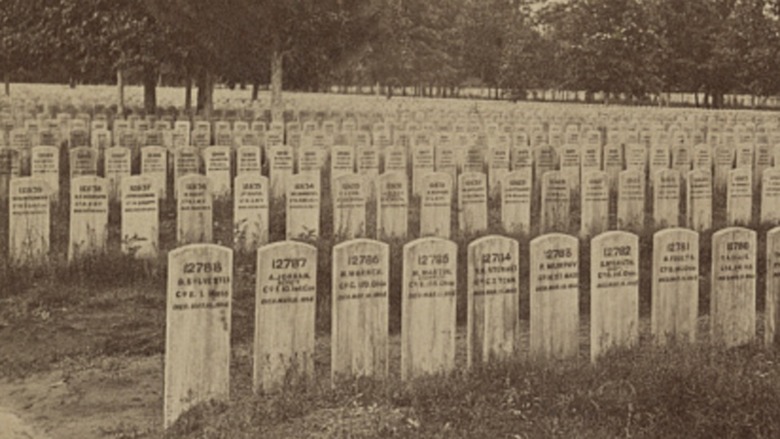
[713,91,724,109]
[196,70,214,118]
[3,72,9,96]
[143,64,157,115]
[251,81,260,101]
[184,74,192,113]
[270,38,284,120]
[117,69,125,116]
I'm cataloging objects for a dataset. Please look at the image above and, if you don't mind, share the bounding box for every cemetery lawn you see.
[2,271,780,438]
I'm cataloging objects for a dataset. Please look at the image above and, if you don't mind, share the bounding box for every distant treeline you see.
[4,0,780,111]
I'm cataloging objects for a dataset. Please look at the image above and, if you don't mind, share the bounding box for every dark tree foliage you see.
[6,0,780,107]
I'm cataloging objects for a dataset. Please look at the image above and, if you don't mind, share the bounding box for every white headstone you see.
[710,227,756,348]
[297,146,323,181]
[580,171,609,238]
[765,227,780,346]
[540,171,570,233]
[383,146,407,175]
[686,169,713,231]
[761,168,780,224]
[529,233,579,359]
[412,143,435,196]
[268,145,293,201]
[458,172,488,234]
[30,146,59,201]
[419,172,452,239]
[69,146,98,179]
[463,144,486,174]
[234,174,269,251]
[487,145,510,195]
[435,144,458,186]
[500,170,532,235]
[726,168,752,226]
[467,235,519,366]
[580,143,602,177]
[104,147,131,201]
[590,231,639,362]
[693,144,712,171]
[331,239,389,380]
[653,168,680,228]
[559,144,580,193]
[652,228,698,345]
[357,146,379,201]
[648,144,670,186]
[164,244,232,428]
[200,147,231,201]
[754,144,772,191]
[603,143,623,193]
[68,176,109,261]
[377,172,408,240]
[332,173,366,240]
[616,168,645,233]
[173,147,201,199]
[735,143,754,170]
[533,145,557,192]
[254,241,317,392]
[624,144,646,173]
[8,177,50,265]
[141,146,167,200]
[237,145,262,177]
[511,144,532,172]
[121,175,159,259]
[401,238,457,380]
[330,145,355,183]
[286,173,321,241]
[713,144,734,193]
[177,175,213,245]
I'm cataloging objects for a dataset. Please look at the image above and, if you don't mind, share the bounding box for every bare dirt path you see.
[0,356,162,439]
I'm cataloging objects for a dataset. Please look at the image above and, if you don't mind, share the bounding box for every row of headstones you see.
[4,98,779,134]
[10,162,780,266]
[14,111,780,153]
[3,105,777,140]
[164,226,774,427]
[6,134,780,203]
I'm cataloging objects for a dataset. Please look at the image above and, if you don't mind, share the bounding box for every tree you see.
[1,0,47,95]
[144,0,378,116]
[543,0,665,101]
[39,0,181,113]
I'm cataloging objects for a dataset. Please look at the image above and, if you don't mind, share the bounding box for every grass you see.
[161,342,780,439]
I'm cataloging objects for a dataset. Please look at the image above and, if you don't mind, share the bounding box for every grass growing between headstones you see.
[165,342,780,439]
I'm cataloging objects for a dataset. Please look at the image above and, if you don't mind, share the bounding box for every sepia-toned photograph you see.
[2,0,780,437]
